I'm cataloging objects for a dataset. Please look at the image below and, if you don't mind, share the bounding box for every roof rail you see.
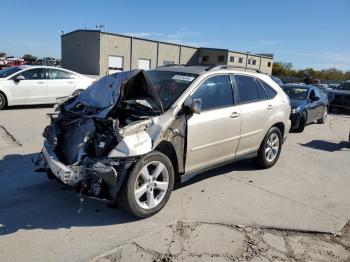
[209,65,263,73]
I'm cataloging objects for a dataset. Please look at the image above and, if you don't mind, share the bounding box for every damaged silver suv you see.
[40,65,291,217]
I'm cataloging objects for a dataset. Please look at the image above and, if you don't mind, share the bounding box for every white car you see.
[0,66,94,110]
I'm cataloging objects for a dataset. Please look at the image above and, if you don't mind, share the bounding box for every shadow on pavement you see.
[329,109,350,117]
[0,153,137,236]
[0,152,260,235]
[299,140,350,152]
[177,159,258,189]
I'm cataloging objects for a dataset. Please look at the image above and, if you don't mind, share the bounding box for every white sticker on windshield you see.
[172,75,195,82]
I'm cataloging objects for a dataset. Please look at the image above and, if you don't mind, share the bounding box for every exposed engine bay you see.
[39,69,187,202]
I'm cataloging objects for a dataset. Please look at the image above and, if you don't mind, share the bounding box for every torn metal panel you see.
[40,69,191,202]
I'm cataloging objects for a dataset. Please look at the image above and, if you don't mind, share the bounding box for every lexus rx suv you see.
[39,65,291,218]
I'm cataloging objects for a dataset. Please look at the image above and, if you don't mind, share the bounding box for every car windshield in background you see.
[0,67,22,78]
[283,86,309,100]
[146,70,198,110]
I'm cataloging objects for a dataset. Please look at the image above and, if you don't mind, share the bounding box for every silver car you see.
[39,65,291,217]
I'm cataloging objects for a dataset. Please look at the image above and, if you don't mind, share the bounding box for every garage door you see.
[138,59,151,70]
[108,56,123,74]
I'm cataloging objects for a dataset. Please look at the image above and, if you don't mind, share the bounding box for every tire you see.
[118,151,175,218]
[0,92,7,110]
[255,126,282,169]
[295,111,306,133]
[72,89,83,97]
[317,107,327,124]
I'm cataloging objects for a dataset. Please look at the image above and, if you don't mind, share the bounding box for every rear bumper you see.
[42,140,84,186]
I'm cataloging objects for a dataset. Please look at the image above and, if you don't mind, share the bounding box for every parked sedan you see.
[329,80,350,111]
[282,84,328,132]
[0,66,94,110]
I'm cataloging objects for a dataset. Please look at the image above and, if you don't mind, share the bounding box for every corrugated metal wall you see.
[100,34,131,75]
[61,31,100,75]
[131,39,158,69]
[180,46,198,65]
[158,43,180,66]
[61,30,274,76]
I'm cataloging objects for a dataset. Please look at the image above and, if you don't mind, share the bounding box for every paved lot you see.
[0,106,349,261]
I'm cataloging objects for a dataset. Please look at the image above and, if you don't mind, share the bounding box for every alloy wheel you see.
[265,133,280,162]
[134,161,169,209]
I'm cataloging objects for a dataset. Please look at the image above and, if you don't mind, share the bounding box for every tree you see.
[0,52,6,58]
[23,54,38,63]
[273,61,349,81]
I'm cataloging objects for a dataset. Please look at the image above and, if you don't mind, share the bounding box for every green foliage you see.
[0,52,6,57]
[22,54,38,61]
[273,62,349,81]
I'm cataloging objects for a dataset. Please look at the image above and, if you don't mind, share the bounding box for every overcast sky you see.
[1,0,349,71]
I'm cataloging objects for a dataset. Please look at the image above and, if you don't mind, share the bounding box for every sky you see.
[1,0,349,71]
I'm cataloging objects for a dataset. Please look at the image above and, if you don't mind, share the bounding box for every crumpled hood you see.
[63,70,163,118]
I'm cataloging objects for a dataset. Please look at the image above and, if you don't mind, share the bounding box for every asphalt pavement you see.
[0,105,349,261]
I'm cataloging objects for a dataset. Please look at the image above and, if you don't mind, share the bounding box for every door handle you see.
[37,81,45,84]
[267,105,273,110]
[230,112,240,118]
[68,81,74,84]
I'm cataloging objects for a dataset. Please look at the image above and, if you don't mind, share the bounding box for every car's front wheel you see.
[255,126,282,169]
[118,151,174,218]
[317,107,327,124]
[295,111,306,132]
[0,93,7,110]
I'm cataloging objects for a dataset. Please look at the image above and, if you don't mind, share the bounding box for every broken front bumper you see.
[42,140,84,186]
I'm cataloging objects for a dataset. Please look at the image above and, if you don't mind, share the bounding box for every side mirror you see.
[190,99,202,114]
[183,98,202,114]
[14,75,25,82]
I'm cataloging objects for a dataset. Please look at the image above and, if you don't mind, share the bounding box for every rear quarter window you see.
[259,80,277,99]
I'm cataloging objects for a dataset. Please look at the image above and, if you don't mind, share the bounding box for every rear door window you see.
[19,68,47,80]
[48,69,72,79]
[234,75,259,104]
[191,75,234,111]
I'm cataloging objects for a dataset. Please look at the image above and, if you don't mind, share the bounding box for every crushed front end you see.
[38,69,165,202]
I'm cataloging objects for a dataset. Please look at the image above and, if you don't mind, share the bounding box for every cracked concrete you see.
[0,126,22,148]
[1,108,350,262]
[94,221,350,262]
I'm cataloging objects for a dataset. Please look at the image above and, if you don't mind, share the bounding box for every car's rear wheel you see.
[0,93,7,110]
[118,151,174,218]
[317,107,327,124]
[295,112,306,132]
[255,127,282,169]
